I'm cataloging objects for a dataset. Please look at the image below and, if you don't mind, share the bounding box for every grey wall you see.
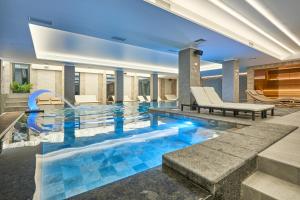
[202,78,222,97]
[202,75,247,102]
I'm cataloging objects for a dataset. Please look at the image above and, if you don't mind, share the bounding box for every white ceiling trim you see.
[144,0,297,60]
[245,0,300,47]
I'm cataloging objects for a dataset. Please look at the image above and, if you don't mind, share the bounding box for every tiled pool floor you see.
[71,166,212,200]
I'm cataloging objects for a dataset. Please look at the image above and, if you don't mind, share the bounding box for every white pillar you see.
[114,69,124,103]
[222,60,239,102]
[178,48,201,106]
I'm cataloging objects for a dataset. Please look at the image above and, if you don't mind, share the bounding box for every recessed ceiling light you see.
[111,36,126,42]
[246,0,300,46]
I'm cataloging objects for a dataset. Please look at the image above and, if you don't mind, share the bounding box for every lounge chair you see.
[165,94,177,101]
[75,95,100,105]
[146,95,151,102]
[138,96,147,102]
[37,94,51,105]
[146,95,162,102]
[181,87,275,120]
[246,90,294,105]
[124,95,136,102]
[50,97,63,105]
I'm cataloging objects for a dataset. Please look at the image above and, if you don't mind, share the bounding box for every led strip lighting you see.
[208,0,295,54]
[246,0,300,47]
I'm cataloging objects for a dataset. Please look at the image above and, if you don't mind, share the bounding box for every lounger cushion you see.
[138,96,146,101]
[38,94,51,101]
[203,87,223,105]
[165,94,177,100]
[256,90,264,95]
[191,87,212,106]
[75,95,98,104]
[191,87,274,112]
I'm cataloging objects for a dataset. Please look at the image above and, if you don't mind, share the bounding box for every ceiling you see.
[1,0,296,74]
[147,0,300,60]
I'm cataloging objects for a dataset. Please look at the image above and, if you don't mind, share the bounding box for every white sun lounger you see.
[138,96,147,102]
[124,95,136,102]
[146,95,161,102]
[181,87,275,120]
[75,95,100,105]
[165,94,177,101]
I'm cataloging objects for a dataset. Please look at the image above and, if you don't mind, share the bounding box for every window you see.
[138,77,150,96]
[13,63,30,84]
[75,72,80,95]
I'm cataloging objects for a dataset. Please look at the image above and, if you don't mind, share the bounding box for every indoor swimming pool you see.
[7,102,239,199]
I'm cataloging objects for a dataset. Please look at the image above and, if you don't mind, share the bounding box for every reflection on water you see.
[3,101,241,199]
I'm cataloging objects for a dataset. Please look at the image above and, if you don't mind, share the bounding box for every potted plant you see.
[10,81,33,93]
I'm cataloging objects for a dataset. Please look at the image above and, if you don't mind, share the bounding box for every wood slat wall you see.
[254,65,300,98]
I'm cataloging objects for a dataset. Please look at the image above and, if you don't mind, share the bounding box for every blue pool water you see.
[11,102,238,199]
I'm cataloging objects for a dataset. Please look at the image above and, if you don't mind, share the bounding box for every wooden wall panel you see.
[254,66,300,98]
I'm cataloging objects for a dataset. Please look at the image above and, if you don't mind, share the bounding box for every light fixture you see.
[111,36,126,42]
[208,0,295,54]
[246,0,300,46]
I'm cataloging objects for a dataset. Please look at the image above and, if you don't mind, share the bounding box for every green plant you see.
[10,81,33,93]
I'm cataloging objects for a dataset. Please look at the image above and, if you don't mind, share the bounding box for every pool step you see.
[6,101,28,107]
[241,128,300,200]
[4,94,28,112]
[241,171,300,200]
[258,129,300,185]
[4,106,28,112]
[162,122,297,200]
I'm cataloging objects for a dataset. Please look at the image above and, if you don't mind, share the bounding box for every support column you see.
[101,73,107,104]
[132,75,138,101]
[150,73,158,102]
[114,69,124,103]
[178,48,201,106]
[64,65,75,105]
[222,60,239,102]
[247,68,254,102]
[0,59,3,114]
[0,59,2,96]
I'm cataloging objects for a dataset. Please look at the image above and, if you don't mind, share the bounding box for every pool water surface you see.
[8,102,239,199]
